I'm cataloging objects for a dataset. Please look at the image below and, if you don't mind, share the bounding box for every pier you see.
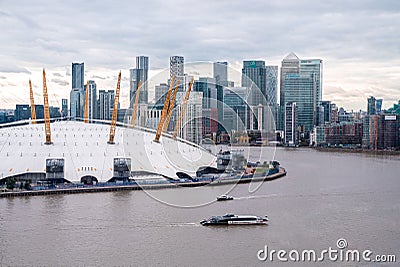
[0,168,286,198]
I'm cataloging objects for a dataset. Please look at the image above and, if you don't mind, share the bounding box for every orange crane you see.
[29,79,36,124]
[154,76,175,142]
[108,71,121,144]
[42,69,52,144]
[173,77,194,139]
[130,80,142,128]
[162,80,180,133]
[84,81,89,123]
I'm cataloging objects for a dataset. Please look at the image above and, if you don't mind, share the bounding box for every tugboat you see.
[216,194,234,201]
[200,214,268,226]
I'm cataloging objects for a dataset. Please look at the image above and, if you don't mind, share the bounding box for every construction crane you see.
[130,80,142,128]
[84,81,89,123]
[29,79,36,124]
[108,71,121,144]
[173,77,194,139]
[42,69,52,144]
[154,76,175,143]
[162,80,180,133]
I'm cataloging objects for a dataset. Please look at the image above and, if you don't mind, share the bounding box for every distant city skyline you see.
[0,0,399,110]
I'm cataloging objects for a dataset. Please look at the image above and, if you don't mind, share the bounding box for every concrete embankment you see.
[0,168,286,198]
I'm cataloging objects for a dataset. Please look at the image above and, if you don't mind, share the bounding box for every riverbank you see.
[0,167,286,198]
[312,146,400,155]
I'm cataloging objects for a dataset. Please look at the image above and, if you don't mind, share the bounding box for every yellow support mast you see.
[108,71,121,144]
[29,79,36,124]
[154,76,175,142]
[173,77,194,139]
[42,69,52,144]
[130,80,142,128]
[162,80,180,133]
[84,81,89,123]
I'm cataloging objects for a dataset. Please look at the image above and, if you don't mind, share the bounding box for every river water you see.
[1,147,399,266]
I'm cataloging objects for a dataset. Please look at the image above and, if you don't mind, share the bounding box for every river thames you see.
[1,147,399,266]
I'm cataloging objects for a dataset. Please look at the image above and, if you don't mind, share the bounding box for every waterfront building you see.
[284,102,298,146]
[376,99,383,114]
[321,101,332,123]
[300,59,323,105]
[35,105,44,120]
[130,56,149,107]
[387,100,400,114]
[283,73,315,132]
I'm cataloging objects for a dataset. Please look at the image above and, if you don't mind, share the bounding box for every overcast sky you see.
[0,0,399,110]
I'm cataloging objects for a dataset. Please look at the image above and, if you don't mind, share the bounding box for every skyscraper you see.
[98,90,115,121]
[280,52,300,108]
[284,73,315,132]
[71,62,85,119]
[72,62,84,90]
[367,96,376,115]
[155,83,169,105]
[213,62,228,87]
[130,56,149,107]
[85,80,97,120]
[70,88,82,119]
[242,60,266,106]
[285,102,298,146]
[170,56,184,90]
[300,59,323,104]
[265,65,278,106]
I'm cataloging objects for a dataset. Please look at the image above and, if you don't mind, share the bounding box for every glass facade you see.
[130,56,149,106]
[284,74,315,132]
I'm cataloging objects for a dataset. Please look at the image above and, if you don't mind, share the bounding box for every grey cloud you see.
[53,73,63,77]
[0,66,31,74]
[50,78,69,86]
[91,75,106,80]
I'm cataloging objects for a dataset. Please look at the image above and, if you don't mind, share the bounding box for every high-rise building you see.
[284,73,315,132]
[98,90,114,121]
[130,56,149,106]
[280,52,300,108]
[279,52,300,131]
[154,83,169,105]
[223,87,249,132]
[70,88,82,119]
[367,96,376,115]
[72,62,84,90]
[300,59,323,104]
[265,65,278,106]
[71,62,85,120]
[242,60,266,106]
[175,91,203,144]
[376,99,383,114]
[194,77,221,136]
[85,80,97,120]
[321,101,332,123]
[213,62,228,87]
[170,56,184,90]
[285,102,298,146]
[61,99,68,117]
